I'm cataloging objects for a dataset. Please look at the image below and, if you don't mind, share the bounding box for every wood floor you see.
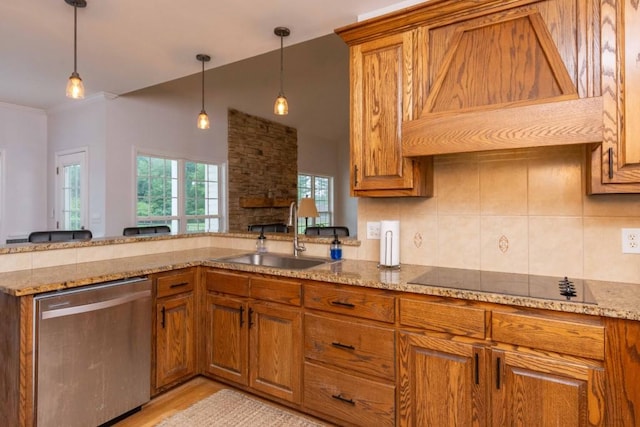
[113,376,329,426]
[114,377,227,427]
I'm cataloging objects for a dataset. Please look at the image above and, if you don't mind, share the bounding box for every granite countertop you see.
[1,247,639,321]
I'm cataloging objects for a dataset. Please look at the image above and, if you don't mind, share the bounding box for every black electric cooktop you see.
[408,267,597,304]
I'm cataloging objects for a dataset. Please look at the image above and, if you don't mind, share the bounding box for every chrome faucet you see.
[288,201,306,257]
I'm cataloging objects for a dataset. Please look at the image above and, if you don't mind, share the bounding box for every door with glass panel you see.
[55,150,88,230]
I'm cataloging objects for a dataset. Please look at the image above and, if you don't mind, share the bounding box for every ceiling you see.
[0,0,423,111]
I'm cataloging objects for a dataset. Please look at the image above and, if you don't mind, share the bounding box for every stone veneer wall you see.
[227,109,298,232]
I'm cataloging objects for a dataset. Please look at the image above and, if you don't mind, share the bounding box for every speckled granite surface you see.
[1,247,639,321]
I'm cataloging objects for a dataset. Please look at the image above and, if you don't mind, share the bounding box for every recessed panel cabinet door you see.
[249,302,302,404]
[589,0,640,193]
[203,294,249,386]
[491,349,605,426]
[398,332,487,426]
[350,31,433,197]
[155,293,196,389]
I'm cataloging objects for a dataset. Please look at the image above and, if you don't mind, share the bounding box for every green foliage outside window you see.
[136,155,221,233]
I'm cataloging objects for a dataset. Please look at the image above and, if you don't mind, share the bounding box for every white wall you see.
[47,95,108,237]
[0,34,356,240]
[0,102,47,242]
[100,33,354,237]
[106,93,227,236]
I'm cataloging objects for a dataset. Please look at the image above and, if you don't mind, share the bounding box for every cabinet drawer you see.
[304,313,394,378]
[400,297,487,339]
[251,276,301,306]
[492,310,605,360]
[304,362,395,427]
[304,282,395,323]
[205,270,250,297]
[156,269,195,298]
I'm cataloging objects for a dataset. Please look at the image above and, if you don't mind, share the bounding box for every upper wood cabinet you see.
[341,29,434,197]
[339,0,640,194]
[587,0,640,193]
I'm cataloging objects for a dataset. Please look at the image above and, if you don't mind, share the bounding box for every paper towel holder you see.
[378,220,400,269]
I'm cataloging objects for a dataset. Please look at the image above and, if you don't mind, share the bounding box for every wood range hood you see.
[400,6,603,157]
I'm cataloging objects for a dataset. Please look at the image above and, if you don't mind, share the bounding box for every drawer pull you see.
[249,307,254,328]
[330,300,355,308]
[169,282,189,288]
[496,357,502,390]
[331,393,356,405]
[161,306,166,329]
[331,342,355,351]
[239,306,244,328]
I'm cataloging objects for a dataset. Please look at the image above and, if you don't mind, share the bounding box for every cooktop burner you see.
[408,267,597,304]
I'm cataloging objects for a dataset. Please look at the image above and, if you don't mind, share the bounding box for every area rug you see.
[156,389,329,427]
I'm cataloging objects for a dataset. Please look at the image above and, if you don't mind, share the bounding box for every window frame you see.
[135,151,224,233]
[297,173,334,234]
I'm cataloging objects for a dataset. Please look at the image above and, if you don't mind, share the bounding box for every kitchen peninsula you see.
[1,233,639,426]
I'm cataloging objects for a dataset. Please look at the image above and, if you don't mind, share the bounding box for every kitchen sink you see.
[212,252,331,270]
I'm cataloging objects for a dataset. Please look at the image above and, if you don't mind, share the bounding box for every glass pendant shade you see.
[197,110,210,129]
[66,72,85,99]
[274,95,288,115]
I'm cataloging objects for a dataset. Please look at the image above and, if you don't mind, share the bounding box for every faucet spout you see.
[288,201,306,257]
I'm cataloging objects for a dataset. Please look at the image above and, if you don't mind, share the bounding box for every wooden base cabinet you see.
[398,332,487,426]
[204,293,248,385]
[203,270,303,404]
[398,296,489,427]
[303,282,396,426]
[491,349,605,426]
[491,308,606,426]
[304,362,395,427]
[399,296,607,426]
[153,268,197,393]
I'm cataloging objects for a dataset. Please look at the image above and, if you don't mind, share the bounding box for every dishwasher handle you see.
[41,290,151,320]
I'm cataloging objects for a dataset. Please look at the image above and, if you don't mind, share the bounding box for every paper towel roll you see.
[379,220,400,267]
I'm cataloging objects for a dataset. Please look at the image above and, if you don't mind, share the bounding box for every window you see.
[297,174,333,234]
[136,154,223,233]
[185,161,220,232]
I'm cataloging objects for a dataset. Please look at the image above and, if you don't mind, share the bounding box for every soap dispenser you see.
[330,232,342,260]
[256,231,267,253]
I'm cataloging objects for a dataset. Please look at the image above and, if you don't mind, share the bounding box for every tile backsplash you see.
[1,144,638,284]
[357,145,640,283]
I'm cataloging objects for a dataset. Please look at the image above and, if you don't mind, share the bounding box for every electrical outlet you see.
[622,228,640,254]
[367,221,381,239]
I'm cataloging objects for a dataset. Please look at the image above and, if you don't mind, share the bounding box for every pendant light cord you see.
[201,59,205,110]
[279,34,284,95]
[73,3,78,73]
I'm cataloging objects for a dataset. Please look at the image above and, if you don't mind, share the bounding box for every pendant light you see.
[273,27,290,115]
[196,54,211,130]
[65,0,87,99]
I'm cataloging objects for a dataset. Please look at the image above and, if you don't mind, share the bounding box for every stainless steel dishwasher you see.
[34,277,152,427]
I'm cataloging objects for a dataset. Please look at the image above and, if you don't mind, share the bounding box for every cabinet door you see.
[398,332,487,427]
[203,293,249,386]
[249,301,302,404]
[155,293,196,389]
[351,31,433,197]
[589,0,640,193]
[491,349,605,426]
